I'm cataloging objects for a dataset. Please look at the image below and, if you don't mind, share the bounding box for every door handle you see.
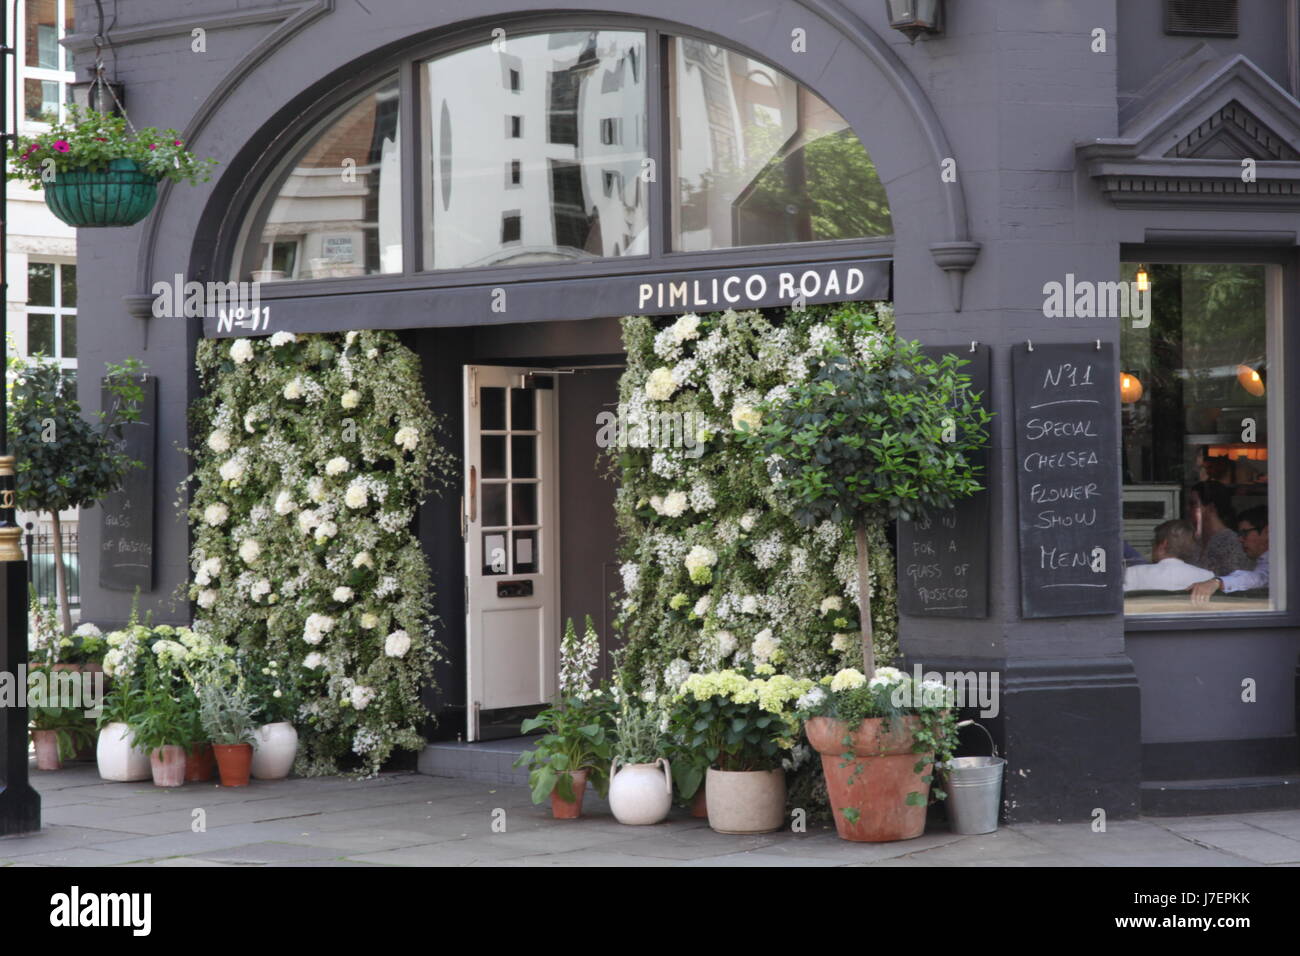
[468,465,477,523]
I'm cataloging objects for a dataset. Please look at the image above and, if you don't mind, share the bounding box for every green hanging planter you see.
[43,158,159,228]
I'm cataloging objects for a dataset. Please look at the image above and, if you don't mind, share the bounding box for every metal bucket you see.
[942,722,1006,835]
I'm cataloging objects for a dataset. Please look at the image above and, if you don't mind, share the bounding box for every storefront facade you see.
[70,0,1300,821]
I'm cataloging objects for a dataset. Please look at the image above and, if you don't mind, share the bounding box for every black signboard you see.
[1012,343,1122,618]
[99,375,156,591]
[897,344,991,619]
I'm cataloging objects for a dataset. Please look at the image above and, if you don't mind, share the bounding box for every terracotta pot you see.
[212,743,254,787]
[805,715,932,842]
[186,743,215,782]
[31,729,63,771]
[150,745,187,788]
[251,722,298,780]
[705,768,786,834]
[549,770,589,819]
[690,788,708,818]
[97,722,152,781]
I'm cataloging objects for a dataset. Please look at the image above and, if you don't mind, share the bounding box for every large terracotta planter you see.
[96,722,152,782]
[31,729,63,771]
[705,768,786,834]
[549,770,589,819]
[805,715,933,842]
[149,745,187,788]
[212,743,254,787]
[251,722,298,780]
[186,743,215,782]
[608,758,672,825]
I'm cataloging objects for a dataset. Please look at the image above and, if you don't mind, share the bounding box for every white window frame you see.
[25,258,77,370]
[17,0,75,128]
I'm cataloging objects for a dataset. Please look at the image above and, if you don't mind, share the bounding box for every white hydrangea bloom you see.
[197,589,218,609]
[341,389,360,409]
[385,630,411,658]
[333,586,354,602]
[269,331,297,347]
[204,503,229,526]
[344,479,369,510]
[238,539,261,564]
[831,633,854,653]
[821,596,843,614]
[394,426,420,451]
[751,629,778,662]
[303,652,325,670]
[207,430,231,453]
[325,457,350,476]
[274,490,296,515]
[230,339,254,363]
[350,685,376,710]
[672,313,701,343]
[283,377,305,400]
[645,366,677,401]
[303,613,334,645]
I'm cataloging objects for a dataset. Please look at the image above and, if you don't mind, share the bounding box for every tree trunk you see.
[854,518,875,679]
[50,511,73,637]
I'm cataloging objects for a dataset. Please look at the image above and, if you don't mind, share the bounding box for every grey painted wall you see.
[68,1,1300,800]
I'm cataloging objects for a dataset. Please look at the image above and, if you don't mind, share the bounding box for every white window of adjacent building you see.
[26,260,77,367]
[20,0,75,125]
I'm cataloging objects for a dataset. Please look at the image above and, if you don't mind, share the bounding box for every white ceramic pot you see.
[96,722,151,782]
[251,722,298,780]
[705,767,786,834]
[608,758,673,825]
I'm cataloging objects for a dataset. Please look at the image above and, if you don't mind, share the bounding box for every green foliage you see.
[8,104,218,187]
[513,690,617,802]
[751,322,992,527]
[27,665,96,760]
[193,664,257,747]
[127,653,196,753]
[612,698,665,765]
[8,356,144,514]
[239,649,298,725]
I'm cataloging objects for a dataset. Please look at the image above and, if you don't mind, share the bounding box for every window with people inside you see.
[1120,262,1280,614]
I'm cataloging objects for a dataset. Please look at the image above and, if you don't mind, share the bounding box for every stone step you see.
[1141,774,1300,816]
[418,737,531,786]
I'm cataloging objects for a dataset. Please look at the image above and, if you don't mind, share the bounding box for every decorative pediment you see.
[1078,45,1300,208]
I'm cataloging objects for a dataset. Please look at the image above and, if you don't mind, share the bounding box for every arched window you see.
[232,27,890,283]
[235,77,401,282]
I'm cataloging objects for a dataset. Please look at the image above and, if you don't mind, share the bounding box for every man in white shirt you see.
[1124,520,1215,592]
[1189,506,1269,604]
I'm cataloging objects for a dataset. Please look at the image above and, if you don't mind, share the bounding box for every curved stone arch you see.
[118,0,977,314]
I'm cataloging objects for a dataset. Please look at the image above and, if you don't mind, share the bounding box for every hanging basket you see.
[44,158,159,228]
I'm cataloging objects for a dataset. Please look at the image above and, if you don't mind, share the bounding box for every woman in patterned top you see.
[1189,480,1251,577]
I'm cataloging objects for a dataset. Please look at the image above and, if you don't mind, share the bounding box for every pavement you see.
[3,761,1300,866]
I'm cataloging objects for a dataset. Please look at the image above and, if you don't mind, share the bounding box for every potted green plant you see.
[8,105,217,227]
[751,311,991,679]
[797,668,957,841]
[128,652,194,788]
[673,666,812,834]
[96,624,154,782]
[193,664,257,787]
[608,698,672,826]
[750,309,990,840]
[243,651,300,780]
[28,664,95,772]
[513,616,613,818]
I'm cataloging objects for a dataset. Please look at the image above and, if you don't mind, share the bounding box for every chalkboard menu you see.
[897,344,991,619]
[1012,344,1121,618]
[99,375,156,591]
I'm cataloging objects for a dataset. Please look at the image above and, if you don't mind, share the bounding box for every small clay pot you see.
[186,743,215,782]
[212,743,254,787]
[549,770,589,819]
[150,745,188,788]
[690,788,708,818]
[32,729,63,771]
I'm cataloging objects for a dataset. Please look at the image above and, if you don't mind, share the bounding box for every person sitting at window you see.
[1189,480,1251,577]
[1123,520,1215,592]
[1188,506,1270,604]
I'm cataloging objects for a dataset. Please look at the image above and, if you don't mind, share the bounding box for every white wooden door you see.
[464,366,559,740]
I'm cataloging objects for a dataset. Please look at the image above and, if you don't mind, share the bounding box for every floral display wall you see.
[187,330,455,775]
[613,304,900,700]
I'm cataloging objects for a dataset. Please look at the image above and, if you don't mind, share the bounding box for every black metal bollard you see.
[0,558,40,835]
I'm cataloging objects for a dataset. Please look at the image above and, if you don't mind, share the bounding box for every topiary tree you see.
[751,313,991,677]
[8,356,145,635]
